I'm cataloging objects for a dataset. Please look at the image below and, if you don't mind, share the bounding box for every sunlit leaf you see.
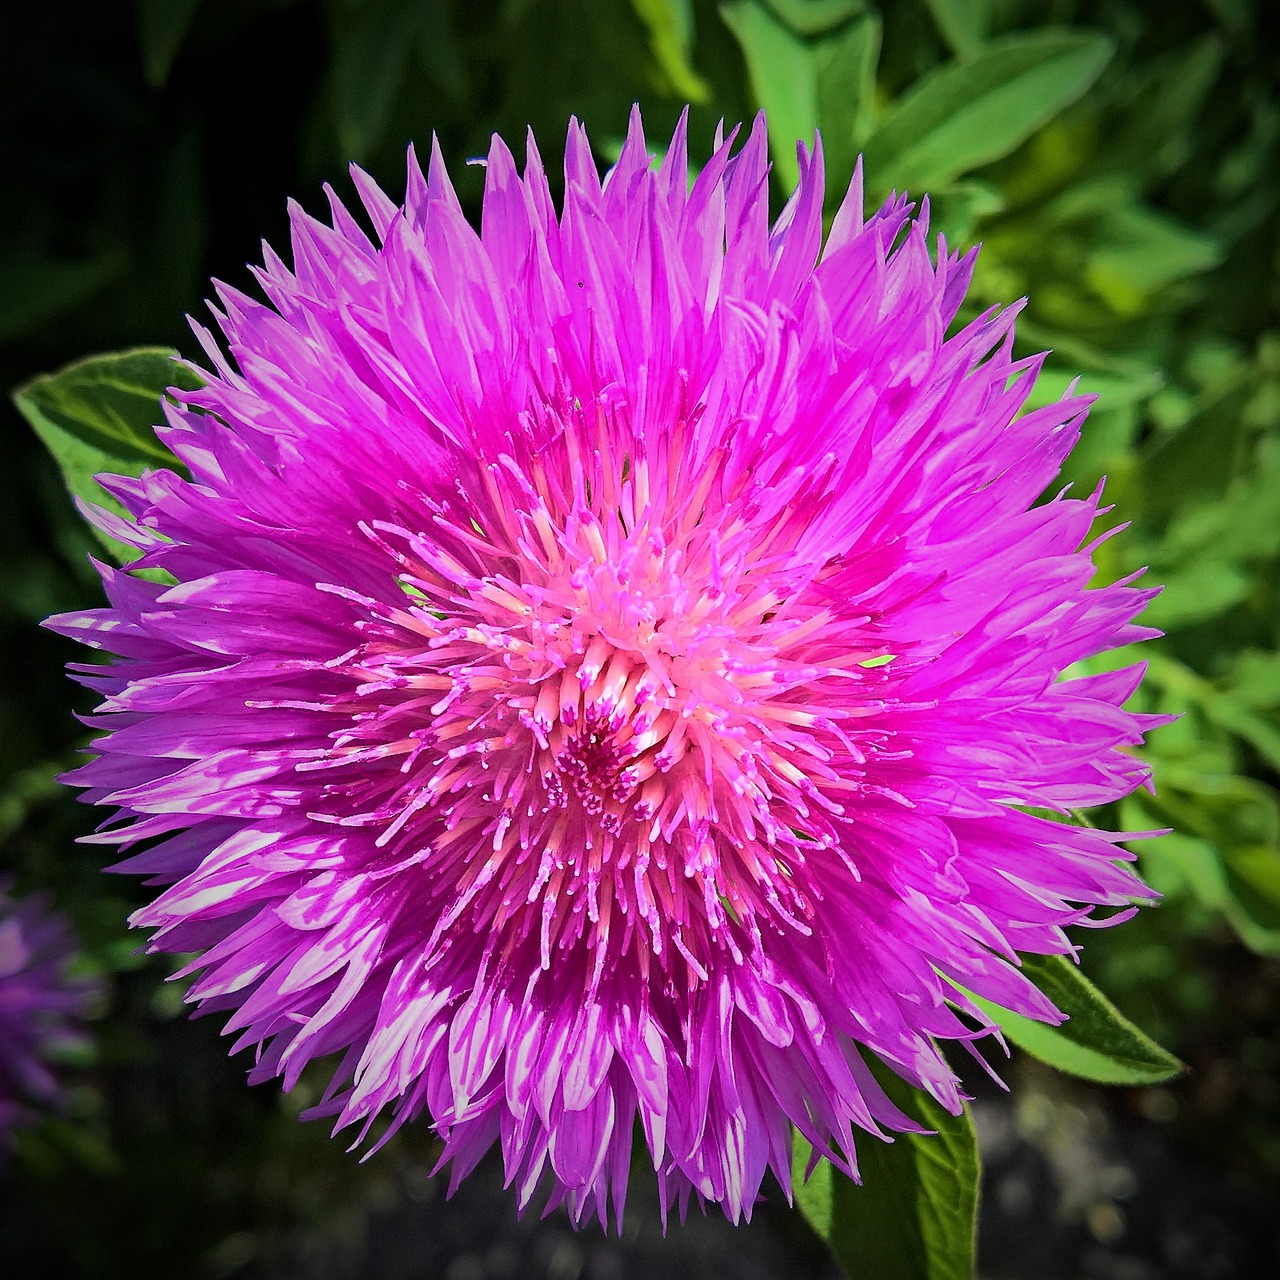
[962,953,1185,1086]
[1142,560,1252,630]
[792,1062,978,1280]
[721,1,816,192]
[1229,651,1280,710]
[1085,206,1223,314]
[1224,845,1280,952]
[721,0,877,193]
[1146,655,1280,775]
[1023,365,1163,413]
[1137,771,1280,955]
[1137,829,1232,911]
[630,0,710,102]
[816,14,882,180]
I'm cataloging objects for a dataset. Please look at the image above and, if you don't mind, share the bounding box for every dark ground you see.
[220,1063,1280,1280]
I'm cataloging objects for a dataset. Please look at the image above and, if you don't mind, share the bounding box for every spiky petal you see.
[50,110,1162,1227]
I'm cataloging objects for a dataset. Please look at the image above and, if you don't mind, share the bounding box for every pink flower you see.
[0,883,93,1147]
[51,109,1160,1226]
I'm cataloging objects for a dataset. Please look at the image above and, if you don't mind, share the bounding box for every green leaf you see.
[0,254,123,345]
[1023,365,1163,414]
[721,1,816,192]
[1145,655,1280,776]
[816,15,882,180]
[1226,845,1280,916]
[792,1062,978,1280]
[923,0,989,57]
[1202,696,1280,776]
[1135,763,1280,956]
[1138,830,1232,912]
[137,0,204,89]
[1105,36,1225,185]
[13,348,198,565]
[630,0,711,103]
[1084,205,1223,315]
[1141,382,1251,521]
[326,0,426,164]
[1191,465,1280,563]
[1229,651,1280,710]
[1015,318,1159,379]
[721,1,877,193]
[925,179,1005,245]
[758,0,865,37]
[1221,844,1280,953]
[1142,560,1252,630]
[963,953,1184,1086]
[861,30,1114,194]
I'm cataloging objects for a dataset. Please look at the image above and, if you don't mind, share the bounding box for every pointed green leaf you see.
[792,1063,978,1280]
[630,0,711,102]
[721,1,877,193]
[1142,560,1251,630]
[1105,36,1225,184]
[923,0,989,57]
[861,30,1114,194]
[0,254,123,344]
[137,0,204,89]
[965,953,1184,1086]
[1085,206,1223,313]
[721,1,816,192]
[13,348,198,565]
[758,0,865,37]
[327,0,426,163]
[816,15,882,179]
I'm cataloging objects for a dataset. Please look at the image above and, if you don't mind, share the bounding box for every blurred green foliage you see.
[2,0,1278,1274]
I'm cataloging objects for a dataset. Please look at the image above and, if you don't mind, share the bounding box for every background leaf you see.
[816,14,882,179]
[136,0,203,89]
[861,30,1114,194]
[0,256,124,346]
[756,0,865,37]
[720,0,817,191]
[922,0,989,57]
[630,0,711,102]
[722,0,878,193]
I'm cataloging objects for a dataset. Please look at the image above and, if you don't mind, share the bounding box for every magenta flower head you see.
[0,883,92,1146]
[50,109,1161,1226]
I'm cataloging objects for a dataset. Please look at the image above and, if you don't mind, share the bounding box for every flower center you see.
[525,647,675,836]
[553,714,629,818]
[307,419,877,991]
